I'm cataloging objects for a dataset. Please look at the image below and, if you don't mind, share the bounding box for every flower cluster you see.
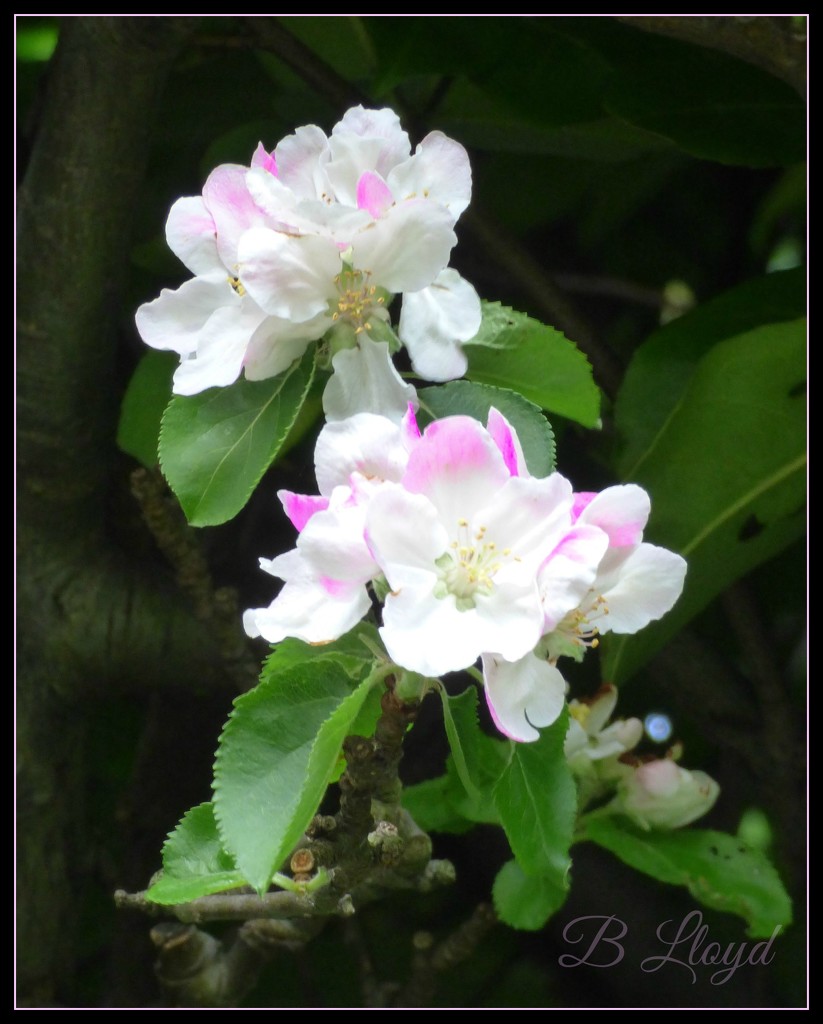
[565,686,719,829]
[244,406,688,743]
[135,106,481,398]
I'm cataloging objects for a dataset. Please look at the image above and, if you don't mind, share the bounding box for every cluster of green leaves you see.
[402,688,792,937]
[147,625,388,903]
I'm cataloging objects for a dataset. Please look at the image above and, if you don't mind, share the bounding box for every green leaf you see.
[492,859,570,931]
[615,269,806,476]
[603,317,806,683]
[117,351,176,467]
[442,685,510,825]
[492,708,576,883]
[262,622,381,680]
[439,686,483,805]
[401,775,475,836]
[582,816,793,937]
[158,349,316,526]
[214,660,377,894]
[145,802,247,905]
[419,380,556,477]
[602,33,805,168]
[464,303,600,428]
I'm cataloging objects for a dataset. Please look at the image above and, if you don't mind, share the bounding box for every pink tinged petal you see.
[350,200,456,294]
[402,416,510,524]
[298,499,379,585]
[398,269,481,381]
[486,406,528,477]
[356,171,394,218]
[571,492,597,521]
[243,574,371,645]
[328,107,411,202]
[202,164,265,267]
[278,490,329,532]
[387,130,472,219]
[576,484,651,547]
[402,403,421,442]
[322,339,418,424]
[237,227,340,321]
[596,543,687,635]
[537,525,610,631]
[481,653,567,743]
[251,142,277,176]
[165,196,221,276]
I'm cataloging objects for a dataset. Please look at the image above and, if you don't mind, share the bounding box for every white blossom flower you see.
[473,483,686,742]
[243,409,419,645]
[365,416,576,678]
[564,685,644,768]
[137,106,480,399]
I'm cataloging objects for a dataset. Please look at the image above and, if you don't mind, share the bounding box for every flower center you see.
[331,268,388,334]
[545,595,609,661]
[433,519,515,611]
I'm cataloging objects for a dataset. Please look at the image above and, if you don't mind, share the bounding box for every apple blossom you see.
[564,685,644,768]
[243,408,420,645]
[365,416,583,679]
[136,105,481,401]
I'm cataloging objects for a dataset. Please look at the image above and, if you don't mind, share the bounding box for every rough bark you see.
[16,17,218,1004]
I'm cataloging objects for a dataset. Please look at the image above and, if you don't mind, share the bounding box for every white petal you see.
[350,200,456,293]
[242,312,326,381]
[537,524,610,632]
[322,339,418,423]
[597,543,687,634]
[274,124,332,200]
[135,272,238,357]
[170,300,265,395]
[243,575,370,645]
[365,486,448,583]
[482,653,567,743]
[379,586,490,677]
[238,228,340,321]
[165,196,221,276]
[399,269,481,381]
[387,130,472,219]
[331,106,410,183]
[575,484,651,548]
[314,411,411,495]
